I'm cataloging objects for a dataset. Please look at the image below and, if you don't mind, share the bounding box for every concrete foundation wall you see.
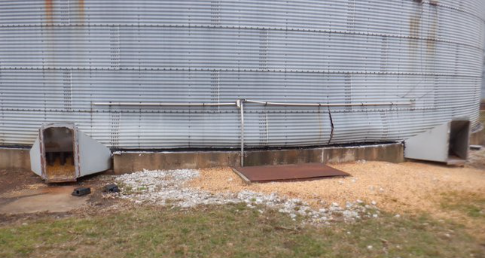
[0,143,404,174]
[113,143,404,174]
[0,148,31,171]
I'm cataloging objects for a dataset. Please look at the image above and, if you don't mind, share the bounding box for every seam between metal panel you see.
[0,67,481,77]
[0,23,482,50]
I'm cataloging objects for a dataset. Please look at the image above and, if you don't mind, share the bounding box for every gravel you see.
[116,169,379,224]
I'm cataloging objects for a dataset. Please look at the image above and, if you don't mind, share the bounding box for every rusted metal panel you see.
[232,163,350,183]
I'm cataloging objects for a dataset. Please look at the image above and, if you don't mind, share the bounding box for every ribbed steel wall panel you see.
[0,0,484,149]
[482,33,485,100]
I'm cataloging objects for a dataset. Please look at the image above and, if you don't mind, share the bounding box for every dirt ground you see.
[0,170,122,225]
[0,169,43,195]
[2,150,485,226]
[190,150,485,216]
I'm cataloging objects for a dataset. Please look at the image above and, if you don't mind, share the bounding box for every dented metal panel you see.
[1,0,484,149]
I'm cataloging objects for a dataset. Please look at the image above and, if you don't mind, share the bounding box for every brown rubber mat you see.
[232,163,350,183]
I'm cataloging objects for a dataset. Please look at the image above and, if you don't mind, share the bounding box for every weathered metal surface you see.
[0,1,484,149]
[232,163,350,183]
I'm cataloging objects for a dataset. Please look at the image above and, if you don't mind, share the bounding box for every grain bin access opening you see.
[448,120,471,165]
[404,120,471,166]
[30,123,112,183]
[43,126,76,182]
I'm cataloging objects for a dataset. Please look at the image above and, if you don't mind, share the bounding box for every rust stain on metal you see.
[232,163,350,183]
[409,11,421,43]
[44,0,56,66]
[426,7,438,54]
[74,0,87,68]
[77,0,85,23]
[79,0,85,11]
[45,0,54,25]
[408,3,423,73]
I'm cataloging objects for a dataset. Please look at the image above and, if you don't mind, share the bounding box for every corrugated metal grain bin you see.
[482,40,485,100]
[0,0,484,150]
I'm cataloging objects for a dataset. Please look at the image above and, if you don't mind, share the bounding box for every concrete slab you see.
[0,186,88,214]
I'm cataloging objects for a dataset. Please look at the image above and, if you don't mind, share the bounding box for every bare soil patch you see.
[0,170,42,195]
[0,170,122,225]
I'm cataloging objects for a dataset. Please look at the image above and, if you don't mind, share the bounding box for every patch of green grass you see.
[0,204,483,258]
[441,191,485,220]
[136,186,148,192]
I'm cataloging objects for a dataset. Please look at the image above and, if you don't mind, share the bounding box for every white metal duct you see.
[29,123,111,182]
[0,0,484,150]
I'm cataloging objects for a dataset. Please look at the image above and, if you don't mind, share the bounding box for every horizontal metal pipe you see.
[244,100,413,107]
[92,100,412,108]
[92,102,238,107]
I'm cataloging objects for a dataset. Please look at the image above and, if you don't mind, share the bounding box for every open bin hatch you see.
[404,120,470,166]
[30,123,111,183]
